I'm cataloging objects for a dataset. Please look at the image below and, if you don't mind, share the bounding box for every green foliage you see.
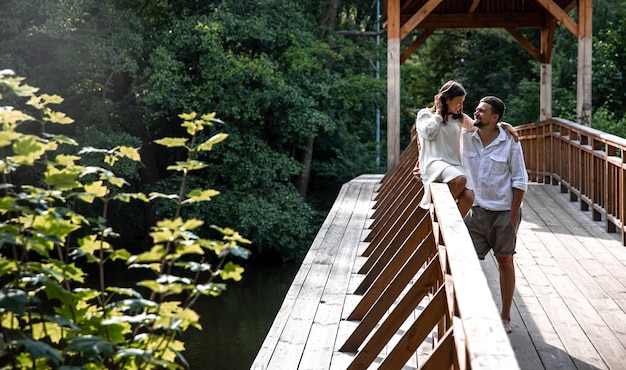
[591,106,626,139]
[0,72,249,369]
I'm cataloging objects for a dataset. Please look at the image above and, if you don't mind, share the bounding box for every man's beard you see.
[473,119,485,128]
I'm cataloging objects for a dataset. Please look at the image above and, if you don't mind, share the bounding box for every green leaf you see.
[174,261,212,272]
[83,181,108,198]
[46,134,78,146]
[174,242,204,257]
[219,261,244,282]
[154,137,188,148]
[0,130,21,147]
[44,314,80,331]
[116,146,141,161]
[0,289,28,315]
[114,192,149,203]
[109,298,159,314]
[41,94,64,105]
[156,275,191,285]
[131,244,167,263]
[194,283,226,297]
[40,260,85,283]
[106,287,142,298]
[137,280,185,295]
[66,335,115,362]
[182,189,220,204]
[44,109,74,124]
[8,81,40,97]
[44,165,82,190]
[166,160,208,172]
[12,135,46,165]
[16,339,63,365]
[101,312,157,325]
[196,133,228,151]
[0,258,18,277]
[32,322,64,343]
[109,248,131,261]
[148,192,179,201]
[78,234,111,255]
[178,112,197,121]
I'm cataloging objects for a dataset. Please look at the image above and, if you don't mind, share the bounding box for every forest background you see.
[1,0,625,266]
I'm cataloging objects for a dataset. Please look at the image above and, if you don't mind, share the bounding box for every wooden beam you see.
[400,29,434,64]
[400,0,442,40]
[406,13,546,29]
[541,24,556,63]
[387,0,400,170]
[469,0,481,13]
[540,63,552,121]
[534,0,579,37]
[576,0,593,126]
[505,27,543,63]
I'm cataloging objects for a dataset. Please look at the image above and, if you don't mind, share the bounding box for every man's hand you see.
[510,208,520,228]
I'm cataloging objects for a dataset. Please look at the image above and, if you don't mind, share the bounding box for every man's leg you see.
[496,255,515,330]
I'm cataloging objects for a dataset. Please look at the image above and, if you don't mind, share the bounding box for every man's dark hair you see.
[480,96,506,122]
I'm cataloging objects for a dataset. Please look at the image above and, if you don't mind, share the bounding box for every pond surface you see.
[182,262,300,370]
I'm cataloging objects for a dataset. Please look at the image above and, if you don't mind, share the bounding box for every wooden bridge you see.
[251,118,626,369]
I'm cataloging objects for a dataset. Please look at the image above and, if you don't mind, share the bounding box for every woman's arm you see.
[415,108,442,140]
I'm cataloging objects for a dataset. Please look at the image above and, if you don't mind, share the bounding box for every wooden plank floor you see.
[253,178,626,370]
[482,182,626,370]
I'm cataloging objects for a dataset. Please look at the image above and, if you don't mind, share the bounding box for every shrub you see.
[0,70,249,369]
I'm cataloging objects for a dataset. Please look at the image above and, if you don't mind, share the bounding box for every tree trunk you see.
[295,0,339,198]
[296,137,314,197]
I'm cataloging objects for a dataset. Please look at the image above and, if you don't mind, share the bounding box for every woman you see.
[415,80,475,216]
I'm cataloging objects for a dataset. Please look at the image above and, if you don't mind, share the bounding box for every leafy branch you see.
[0,70,249,369]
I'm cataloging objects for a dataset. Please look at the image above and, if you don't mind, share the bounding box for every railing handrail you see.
[341,138,519,369]
[517,117,626,245]
[430,183,519,369]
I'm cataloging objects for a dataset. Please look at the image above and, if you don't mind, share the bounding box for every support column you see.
[387,0,401,171]
[576,0,593,126]
[540,63,552,121]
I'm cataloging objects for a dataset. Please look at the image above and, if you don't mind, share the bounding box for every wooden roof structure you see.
[383,0,593,170]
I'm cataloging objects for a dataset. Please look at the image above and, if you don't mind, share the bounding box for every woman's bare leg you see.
[447,176,474,216]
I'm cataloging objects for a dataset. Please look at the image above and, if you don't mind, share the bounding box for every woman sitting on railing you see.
[414,80,476,216]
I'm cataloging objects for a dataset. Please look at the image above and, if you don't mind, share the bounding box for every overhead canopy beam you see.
[400,0,442,39]
[534,0,579,37]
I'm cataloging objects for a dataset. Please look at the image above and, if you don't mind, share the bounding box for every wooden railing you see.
[517,118,626,245]
[340,140,518,369]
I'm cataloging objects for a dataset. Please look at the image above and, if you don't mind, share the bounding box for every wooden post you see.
[540,63,552,121]
[540,25,554,121]
[387,0,401,171]
[576,0,593,126]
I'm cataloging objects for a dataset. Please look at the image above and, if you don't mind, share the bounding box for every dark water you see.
[181,262,300,370]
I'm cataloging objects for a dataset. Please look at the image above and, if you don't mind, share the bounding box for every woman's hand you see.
[500,122,520,142]
[434,94,443,116]
[412,161,422,182]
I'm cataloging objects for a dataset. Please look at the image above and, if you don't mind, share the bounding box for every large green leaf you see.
[15,339,63,365]
[0,289,28,315]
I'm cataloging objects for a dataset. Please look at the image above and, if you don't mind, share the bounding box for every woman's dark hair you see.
[434,80,466,124]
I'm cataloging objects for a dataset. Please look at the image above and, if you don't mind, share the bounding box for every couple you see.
[413,80,528,334]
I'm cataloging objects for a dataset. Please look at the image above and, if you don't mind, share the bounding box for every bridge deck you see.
[252,175,626,369]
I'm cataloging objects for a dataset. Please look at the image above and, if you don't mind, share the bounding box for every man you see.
[462,96,528,334]
[412,96,527,334]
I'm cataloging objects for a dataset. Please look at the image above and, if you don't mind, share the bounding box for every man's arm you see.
[510,188,525,227]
